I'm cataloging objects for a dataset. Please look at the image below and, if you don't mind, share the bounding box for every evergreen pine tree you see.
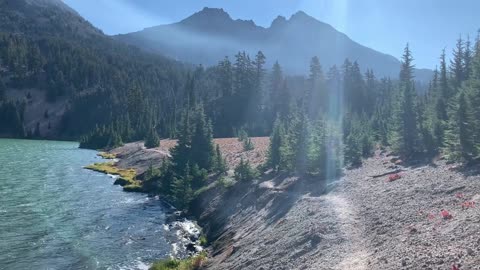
[218,57,233,97]
[439,50,451,101]
[445,92,475,161]
[267,118,284,170]
[365,69,377,116]
[171,163,193,211]
[450,37,465,89]
[251,51,266,133]
[344,132,362,167]
[294,113,310,174]
[215,56,234,137]
[190,105,215,171]
[170,110,192,175]
[214,144,227,173]
[462,38,480,158]
[457,92,475,160]
[243,137,254,151]
[144,126,160,149]
[307,118,327,174]
[0,80,6,101]
[253,51,266,103]
[326,65,343,121]
[391,44,420,157]
[305,56,325,118]
[464,36,473,81]
[270,61,285,120]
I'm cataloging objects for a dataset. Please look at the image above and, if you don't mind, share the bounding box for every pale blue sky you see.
[64,0,479,69]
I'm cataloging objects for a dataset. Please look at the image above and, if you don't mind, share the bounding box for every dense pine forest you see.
[1,1,480,170]
[83,33,480,169]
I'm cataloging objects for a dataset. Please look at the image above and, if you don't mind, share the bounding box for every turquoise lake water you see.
[0,139,173,270]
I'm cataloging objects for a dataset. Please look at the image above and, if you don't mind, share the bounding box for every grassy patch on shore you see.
[85,162,145,193]
[85,162,140,185]
[85,162,136,181]
[98,152,117,159]
[150,252,207,270]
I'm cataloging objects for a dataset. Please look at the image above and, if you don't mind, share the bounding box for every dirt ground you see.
[109,137,269,174]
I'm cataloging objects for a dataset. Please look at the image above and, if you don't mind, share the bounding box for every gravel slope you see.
[197,151,480,270]
[340,153,480,270]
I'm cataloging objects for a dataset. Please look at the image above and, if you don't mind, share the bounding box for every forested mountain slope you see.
[0,0,191,139]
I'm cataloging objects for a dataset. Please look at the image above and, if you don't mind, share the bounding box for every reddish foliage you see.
[452,264,460,270]
[455,193,464,199]
[388,173,402,182]
[441,210,452,219]
[428,213,436,220]
[461,201,475,209]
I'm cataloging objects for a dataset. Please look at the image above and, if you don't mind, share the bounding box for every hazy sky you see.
[63,0,479,69]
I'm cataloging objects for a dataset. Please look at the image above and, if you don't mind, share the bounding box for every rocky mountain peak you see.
[182,7,232,24]
[270,15,287,28]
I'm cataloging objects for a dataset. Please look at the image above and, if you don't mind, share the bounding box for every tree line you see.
[2,20,480,168]
[263,33,480,179]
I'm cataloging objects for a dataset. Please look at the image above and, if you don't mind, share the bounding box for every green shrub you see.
[150,258,180,270]
[237,128,248,142]
[199,235,208,246]
[150,252,207,270]
[243,137,254,151]
[234,158,258,182]
[218,176,235,188]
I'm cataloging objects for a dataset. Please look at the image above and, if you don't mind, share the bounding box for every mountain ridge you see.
[116,7,432,81]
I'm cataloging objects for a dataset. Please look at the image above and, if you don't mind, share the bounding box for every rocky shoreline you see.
[87,146,206,265]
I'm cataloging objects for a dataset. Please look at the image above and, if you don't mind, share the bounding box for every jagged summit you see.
[270,15,287,28]
[179,7,258,29]
[183,7,232,22]
[290,11,311,20]
[178,8,321,31]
